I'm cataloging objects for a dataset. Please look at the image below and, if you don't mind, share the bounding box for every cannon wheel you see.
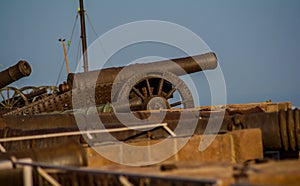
[20,86,58,103]
[113,71,194,111]
[0,87,28,109]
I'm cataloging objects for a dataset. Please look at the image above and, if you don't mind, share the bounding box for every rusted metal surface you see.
[0,114,76,131]
[1,106,300,154]
[0,140,87,167]
[0,168,24,186]
[0,104,299,185]
[0,127,81,151]
[3,52,217,115]
[0,86,59,115]
[21,87,47,101]
[67,52,217,90]
[62,52,217,111]
[95,108,300,153]
[235,109,300,153]
[0,60,31,89]
[4,90,73,115]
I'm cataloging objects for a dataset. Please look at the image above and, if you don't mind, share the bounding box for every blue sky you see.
[0,0,299,107]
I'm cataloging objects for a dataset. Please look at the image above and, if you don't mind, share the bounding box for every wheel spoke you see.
[3,97,9,106]
[0,92,6,102]
[170,101,182,108]
[146,79,152,97]
[142,87,148,97]
[157,78,164,96]
[171,99,194,108]
[0,101,6,107]
[6,89,10,102]
[11,93,21,106]
[6,90,11,106]
[165,87,176,99]
[10,94,17,106]
[132,86,145,100]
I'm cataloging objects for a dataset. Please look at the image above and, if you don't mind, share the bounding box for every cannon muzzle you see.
[0,61,32,89]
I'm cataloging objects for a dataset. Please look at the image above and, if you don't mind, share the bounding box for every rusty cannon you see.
[5,52,218,115]
[0,61,56,114]
[0,60,31,89]
[65,52,217,90]
[66,52,218,111]
[0,61,32,114]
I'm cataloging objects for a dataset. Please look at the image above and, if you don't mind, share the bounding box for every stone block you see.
[85,128,263,167]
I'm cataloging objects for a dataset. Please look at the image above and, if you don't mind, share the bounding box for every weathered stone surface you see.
[175,129,263,163]
[85,128,263,167]
[230,129,264,162]
[199,101,291,113]
[235,160,300,186]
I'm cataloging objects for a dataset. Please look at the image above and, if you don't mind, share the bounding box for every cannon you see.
[67,52,217,111]
[4,52,218,115]
[0,61,58,113]
[0,60,31,89]
[65,52,217,90]
[0,61,32,113]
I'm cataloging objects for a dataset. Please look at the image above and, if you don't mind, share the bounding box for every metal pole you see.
[59,39,71,74]
[79,0,88,72]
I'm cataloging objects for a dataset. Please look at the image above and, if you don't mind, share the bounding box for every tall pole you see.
[59,39,71,74]
[79,0,88,72]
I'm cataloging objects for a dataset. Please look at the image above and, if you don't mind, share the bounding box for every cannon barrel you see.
[0,140,87,167]
[67,52,217,89]
[124,51,218,76]
[0,61,32,89]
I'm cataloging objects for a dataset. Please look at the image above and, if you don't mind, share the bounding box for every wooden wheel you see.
[113,71,194,111]
[0,87,28,109]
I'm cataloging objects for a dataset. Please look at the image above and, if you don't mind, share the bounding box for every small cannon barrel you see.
[67,52,217,89]
[0,61,32,89]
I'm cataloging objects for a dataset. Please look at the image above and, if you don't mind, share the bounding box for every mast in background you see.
[78,0,88,72]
